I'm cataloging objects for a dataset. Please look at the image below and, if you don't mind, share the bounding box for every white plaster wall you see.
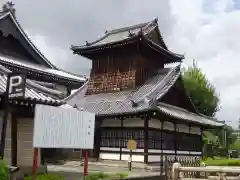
[191,126,201,135]
[149,119,161,129]
[102,118,162,129]
[17,118,41,166]
[99,147,201,162]
[163,121,174,131]
[101,117,201,135]
[123,118,144,127]
[101,118,120,127]
[177,124,189,133]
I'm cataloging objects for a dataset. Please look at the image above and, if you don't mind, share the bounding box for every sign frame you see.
[127,139,137,150]
[33,104,95,149]
[6,72,26,99]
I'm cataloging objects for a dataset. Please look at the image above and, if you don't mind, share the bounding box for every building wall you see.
[0,113,41,167]
[17,118,41,166]
[0,112,12,164]
[100,117,202,163]
[101,118,201,134]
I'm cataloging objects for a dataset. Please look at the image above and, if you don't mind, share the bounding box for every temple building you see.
[65,18,224,167]
[0,1,85,172]
[0,63,63,168]
[0,2,86,96]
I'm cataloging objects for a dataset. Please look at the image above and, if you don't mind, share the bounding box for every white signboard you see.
[33,104,95,149]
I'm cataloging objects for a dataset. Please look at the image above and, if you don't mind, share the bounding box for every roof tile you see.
[64,65,224,127]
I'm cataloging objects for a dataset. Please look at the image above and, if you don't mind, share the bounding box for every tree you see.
[182,60,222,157]
[182,60,220,117]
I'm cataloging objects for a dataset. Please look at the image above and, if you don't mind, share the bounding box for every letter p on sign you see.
[9,76,22,94]
[7,73,26,99]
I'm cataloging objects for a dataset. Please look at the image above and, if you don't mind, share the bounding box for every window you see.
[176,133,202,151]
[122,129,144,148]
[101,129,120,147]
[162,131,174,150]
[100,128,145,148]
[148,130,161,149]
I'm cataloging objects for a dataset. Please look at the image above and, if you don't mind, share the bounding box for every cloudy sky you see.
[7,0,240,126]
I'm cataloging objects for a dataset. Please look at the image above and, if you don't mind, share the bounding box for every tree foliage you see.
[182,61,232,157]
[182,60,220,117]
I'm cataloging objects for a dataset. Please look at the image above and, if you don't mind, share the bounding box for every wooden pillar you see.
[174,123,177,161]
[189,124,191,152]
[0,93,9,158]
[160,121,164,175]
[120,118,123,160]
[94,118,102,160]
[200,127,203,158]
[11,113,17,166]
[144,114,149,164]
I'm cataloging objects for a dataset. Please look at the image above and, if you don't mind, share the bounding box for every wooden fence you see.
[172,162,240,180]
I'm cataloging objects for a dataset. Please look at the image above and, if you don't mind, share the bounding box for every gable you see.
[146,26,168,50]
[160,76,198,113]
[0,12,55,68]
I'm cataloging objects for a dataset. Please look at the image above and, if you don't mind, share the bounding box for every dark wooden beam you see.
[174,122,177,161]
[160,121,164,175]
[200,127,203,158]
[144,114,149,164]
[11,113,17,166]
[120,118,123,160]
[0,92,10,158]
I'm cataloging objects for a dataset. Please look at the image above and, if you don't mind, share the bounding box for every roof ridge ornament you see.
[128,30,135,37]
[138,28,143,36]
[2,1,16,18]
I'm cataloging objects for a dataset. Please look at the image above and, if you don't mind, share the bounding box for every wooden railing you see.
[172,162,240,180]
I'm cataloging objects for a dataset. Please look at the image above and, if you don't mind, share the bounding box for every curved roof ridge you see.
[71,18,158,50]
[143,36,184,59]
[133,65,180,104]
[0,11,57,69]
[63,80,89,102]
[107,22,148,35]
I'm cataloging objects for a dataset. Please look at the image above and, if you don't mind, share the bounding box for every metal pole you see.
[32,148,39,179]
[84,150,88,178]
[128,150,132,171]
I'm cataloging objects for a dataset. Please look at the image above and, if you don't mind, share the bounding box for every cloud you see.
[167,0,240,126]
[11,0,240,127]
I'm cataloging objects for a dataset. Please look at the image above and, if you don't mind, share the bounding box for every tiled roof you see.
[71,18,184,60]
[64,65,224,127]
[0,11,55,68]
[0,11,86,83]
[71,20,154,49]
[65,66,180,115]
[157,103,223,127]
[0,65,63,105]
[0,53,86,82]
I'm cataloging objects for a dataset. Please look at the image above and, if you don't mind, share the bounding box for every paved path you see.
[47,163,161,179]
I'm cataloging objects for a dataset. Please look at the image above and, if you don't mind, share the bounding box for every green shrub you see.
[203,158,240,166]
[24,174,65,180]
[230,150,239,158]
[0,160,8,180]
[115,172,128,178]
[86,172,128,180]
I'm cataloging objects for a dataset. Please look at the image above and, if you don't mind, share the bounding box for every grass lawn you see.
[24,172,128,180]
[203,158,240,166]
